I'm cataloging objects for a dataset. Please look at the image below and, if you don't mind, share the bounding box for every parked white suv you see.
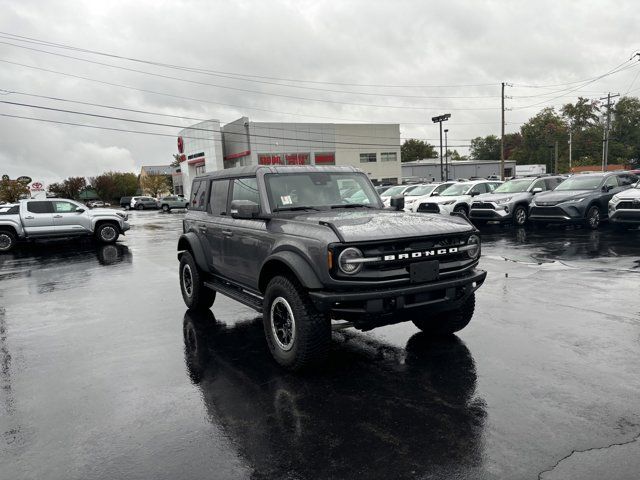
[379,184,421,207]
[404,182,458,212]
[415,180,502,216]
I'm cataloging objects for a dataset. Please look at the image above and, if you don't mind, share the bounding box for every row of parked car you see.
[379,171,640,230]
[118,195,189,211]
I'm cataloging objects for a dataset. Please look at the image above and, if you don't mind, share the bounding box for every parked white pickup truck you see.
[0,198,130,252]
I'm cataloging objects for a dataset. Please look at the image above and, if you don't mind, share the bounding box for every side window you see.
[604,176,619,189]
[618,174,637,186]
[26,201,53,214]
[53,201,77,213]
[532,179,547,191]
[488,182,501,192]
[190,181,204,210]
[231,177,260,205]
[209,179,230,216]
[544,178,560,190]
[471,184,487,195]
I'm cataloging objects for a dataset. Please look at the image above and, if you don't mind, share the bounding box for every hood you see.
[88,208,123,216]
[289,209,474,243]
[474,192,528,203]
[534,190,593,204]
[429,195,469,204]
[613,188,640,200]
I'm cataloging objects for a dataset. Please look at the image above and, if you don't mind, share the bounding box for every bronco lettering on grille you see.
[382,247,458,261]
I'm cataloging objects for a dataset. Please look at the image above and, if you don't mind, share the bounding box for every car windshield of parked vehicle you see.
[380,185,407,197]
[492,179,533,193]
[554,176,603,191]
[405,185,437,197]
[439,183,473,196]
[265,172,379,210]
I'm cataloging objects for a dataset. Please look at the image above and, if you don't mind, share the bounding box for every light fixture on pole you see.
[432,114,451,181]
[444,128,449,180]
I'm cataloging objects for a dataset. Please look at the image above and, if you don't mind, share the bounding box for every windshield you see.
[493,179,532,193]
[405,185,437,197]
[381,185,406,197]
[555,176,603,191]
[439,183,472,196]
[265,172,381,210]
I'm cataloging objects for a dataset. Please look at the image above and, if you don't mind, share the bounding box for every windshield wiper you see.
[272,206,324,212]
[329,203,375,209]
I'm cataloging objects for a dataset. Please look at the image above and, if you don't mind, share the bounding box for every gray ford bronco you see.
[177,165,486,370]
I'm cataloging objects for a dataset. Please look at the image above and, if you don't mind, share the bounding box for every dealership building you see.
[176,117,401,198]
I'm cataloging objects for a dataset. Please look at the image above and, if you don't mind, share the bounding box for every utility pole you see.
[568,126,572,173]
[444,129,449,180]
[554,141,558,174]
[501,82,505,180]
[431,114,451,181]
[600,92,619,171]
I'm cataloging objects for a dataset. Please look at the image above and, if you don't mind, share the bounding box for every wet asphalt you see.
[0,212,639,480]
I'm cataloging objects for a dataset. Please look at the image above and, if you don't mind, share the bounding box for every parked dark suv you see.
[529,172,638,229]
[177,165,486,370]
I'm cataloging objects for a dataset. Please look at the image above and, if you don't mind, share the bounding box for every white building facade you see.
[177,118,401,198]
[176,120,224,198]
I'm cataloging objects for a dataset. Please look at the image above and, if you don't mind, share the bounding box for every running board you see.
[204,279,263,312]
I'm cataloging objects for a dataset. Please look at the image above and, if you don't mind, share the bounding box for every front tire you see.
[95,223,119,244]
[0,230,17,252]
[179,251,216,310]
[263,276,330,371]
[412,294,475,335]
[137,204,144,210]
[586,205,601,230]
[162,204,170,212]
[453,205,468,217]
[513,205,528,226]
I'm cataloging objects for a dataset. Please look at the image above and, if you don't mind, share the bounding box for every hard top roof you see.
[193,164,360,181]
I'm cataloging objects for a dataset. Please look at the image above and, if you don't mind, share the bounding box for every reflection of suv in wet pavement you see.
[529,172,638,229]
[469,175,564,226]
[177,165,486,370]
[609,181,640,228]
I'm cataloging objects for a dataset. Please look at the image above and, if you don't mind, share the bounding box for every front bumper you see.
[609,209,640,224]
[122,221,131,232]
[529,204,586,223]
[308,269,486,320]
[469,206,512,221]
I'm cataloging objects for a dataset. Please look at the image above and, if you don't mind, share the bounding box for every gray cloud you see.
[0,0,638,184]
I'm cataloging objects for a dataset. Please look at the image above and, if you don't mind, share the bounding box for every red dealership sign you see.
[177,136,184,154]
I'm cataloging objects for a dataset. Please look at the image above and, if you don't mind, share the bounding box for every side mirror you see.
[76,207,85,213]
[470,191,480,197]
[230,200,260,219]
[602,185,613,192]
[431,192,440,197]
[531,187,543,194]
[389,195,405,211]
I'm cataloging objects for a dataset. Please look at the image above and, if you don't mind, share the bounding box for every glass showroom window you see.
[359,153,377,163]
[381,152,397,162]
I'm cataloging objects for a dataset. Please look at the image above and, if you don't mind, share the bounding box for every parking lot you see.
[1,211,639,480]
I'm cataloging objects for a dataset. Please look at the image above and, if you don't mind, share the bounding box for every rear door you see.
[203,179,230,276]
[22,201,54,236]
[52,200,90,234]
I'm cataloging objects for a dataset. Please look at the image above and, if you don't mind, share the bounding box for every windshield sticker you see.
[281,195,292,205]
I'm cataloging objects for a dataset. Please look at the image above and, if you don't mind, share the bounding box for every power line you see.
[0,30,499,89]
[0,41,501,110]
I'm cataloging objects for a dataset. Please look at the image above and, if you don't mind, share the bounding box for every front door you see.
[22,201,55,236]
[52,200,90,234]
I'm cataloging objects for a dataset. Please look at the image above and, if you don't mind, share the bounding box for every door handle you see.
[222,229,233,237]
[24,216,34,219]
[53,215,63,218]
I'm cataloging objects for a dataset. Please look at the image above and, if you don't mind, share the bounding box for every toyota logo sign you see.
[177,136,184,154]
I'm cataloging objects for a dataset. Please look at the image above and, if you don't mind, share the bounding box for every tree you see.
[170,154,181,168]
[610,96,640,164]
[401,139,438,162]
[140,174,170,197]
[48,177,87,199]
[470,135,501,160]
[561,97,600,129]
[90,171,138,200]
[0,179,29,202]
[511,108,570,171]
[449,149,468,160]
[503,132,523,160]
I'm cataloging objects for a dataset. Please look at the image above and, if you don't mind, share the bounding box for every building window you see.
[360,153,377,163]
[285,153,310,165]
[195,164,206,175]
[314,153,335,165]
[381,177,398,185]
[258,154,283,165]
[381,152,397,162]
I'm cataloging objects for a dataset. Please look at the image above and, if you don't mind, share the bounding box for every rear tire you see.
[0,230,17,252]
[513,205,528,226]
[179,251,216,310]
[412,294,475,335]
[95,223,119,244]
[263,275,330,371]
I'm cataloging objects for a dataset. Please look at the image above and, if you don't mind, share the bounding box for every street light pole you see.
[431,114,451,181]
[444,129,449,180]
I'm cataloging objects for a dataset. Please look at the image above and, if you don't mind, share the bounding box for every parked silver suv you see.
[158,195,189,212]
[469,175,564,226]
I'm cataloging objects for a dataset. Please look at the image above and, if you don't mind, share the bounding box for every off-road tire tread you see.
[412,293,475,335]
[263,275,330,371]
[180,251,216,310]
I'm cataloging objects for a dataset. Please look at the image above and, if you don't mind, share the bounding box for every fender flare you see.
[177,232,209,272]
[260,250,323,291]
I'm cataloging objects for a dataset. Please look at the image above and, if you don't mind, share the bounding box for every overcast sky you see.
[0,0,639,184]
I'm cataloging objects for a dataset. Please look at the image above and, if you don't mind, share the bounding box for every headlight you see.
[440,200,456,205]
[495,197,512,204]
[563,197,585,204]
[338,247,364,275]
[465,235,481,259]
[116,211,125,218]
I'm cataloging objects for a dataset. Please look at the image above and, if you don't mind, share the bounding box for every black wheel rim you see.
[589,209,600,227]
[0,233,11,251]
[182,264,193,297]
[270,297,296,351]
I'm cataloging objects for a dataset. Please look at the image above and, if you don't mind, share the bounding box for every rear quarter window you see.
[0,205,19,215]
